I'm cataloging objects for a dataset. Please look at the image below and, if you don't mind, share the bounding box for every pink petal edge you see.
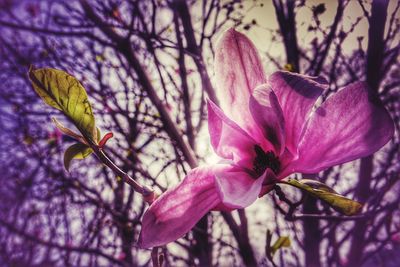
[214,166,266,209]
[285,81,394,174]
[214,28,266,140]
[269,71,327,158]
[138,165,223,248]
[249,84,286,155]
[207,100,257,169]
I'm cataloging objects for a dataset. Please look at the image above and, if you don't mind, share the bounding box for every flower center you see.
[253,145,280,176]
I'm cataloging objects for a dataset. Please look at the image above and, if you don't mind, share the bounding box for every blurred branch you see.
[221,211,257,267]
[311,0,345,76]
[172,0,219,105]
[173,11,195,148]
[80,0,198,168]
[272,0,300,72]
[0,218,122,265]
[348,1,390,265]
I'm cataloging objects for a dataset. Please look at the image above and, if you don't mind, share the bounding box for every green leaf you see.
[29,67,96,141]
[95,127,101,143]
[285,179,363,215]
[271,236,291,256]
[64,143,93,171]
[299,179,337,193]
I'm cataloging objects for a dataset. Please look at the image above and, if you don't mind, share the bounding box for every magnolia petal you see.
[269,71,327,157]
[259,169,279,197]
[287,82,394,174]
[207,100,257,169]
[275,148,296,179]
[214,166,266,209]
[214,28,266,140]
[212,202,236,212]
[249,84,285,155]
[138,165,223,249]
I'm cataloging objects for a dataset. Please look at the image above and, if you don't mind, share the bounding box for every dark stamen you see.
[253,145,280,176]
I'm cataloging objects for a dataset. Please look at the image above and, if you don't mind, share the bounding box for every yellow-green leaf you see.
[299,179,337,193]
[284,63,295,72]
[286,179,363,215]
[95,127,101,143]
[64,143,93,171]
[23,135,35,146]
[29,67,96,141]
[271,236,291,256]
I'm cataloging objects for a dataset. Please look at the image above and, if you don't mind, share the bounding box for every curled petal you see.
[258,169,278,197]
[208,100,257,169]
[285,82,394,174]
[275,148,296,179]
[249,84,285,155]
[214,28,266,139]
[269,71,327,157]
[138,165,223,248]
[214,166,266,209]
[98,132,113,148]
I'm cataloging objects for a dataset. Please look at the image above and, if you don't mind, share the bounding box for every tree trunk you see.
[347,0,389,265]
[302,196,321,267]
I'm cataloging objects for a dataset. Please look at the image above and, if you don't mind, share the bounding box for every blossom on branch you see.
[138,28,394,248]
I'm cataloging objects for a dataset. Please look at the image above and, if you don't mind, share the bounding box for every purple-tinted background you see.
[0,0,399,266]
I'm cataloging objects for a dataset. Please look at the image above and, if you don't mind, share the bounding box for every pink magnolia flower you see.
[138,29,394,248]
